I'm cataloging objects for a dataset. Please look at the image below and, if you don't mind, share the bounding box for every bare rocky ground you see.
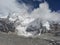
[0,32,50,45]
[0,32,60,45]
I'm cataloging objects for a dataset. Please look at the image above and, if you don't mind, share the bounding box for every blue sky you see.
[17,0,60,11]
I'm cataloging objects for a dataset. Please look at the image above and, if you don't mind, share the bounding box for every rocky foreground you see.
[0,32,49,45]
[0,32,60,45]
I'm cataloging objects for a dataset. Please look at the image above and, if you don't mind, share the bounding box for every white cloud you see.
[0,0,29,17]
[31,2,60,22]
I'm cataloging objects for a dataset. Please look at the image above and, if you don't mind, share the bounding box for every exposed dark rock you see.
[0,16,15,33]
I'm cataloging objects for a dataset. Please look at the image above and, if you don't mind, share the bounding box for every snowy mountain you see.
[8,12,36,37]
[8,12,51,37]
[0,12,60,37]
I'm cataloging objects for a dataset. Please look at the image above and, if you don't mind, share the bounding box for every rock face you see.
[0,17,15,33]
[50,22,60,36]
[26,18,60,37]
